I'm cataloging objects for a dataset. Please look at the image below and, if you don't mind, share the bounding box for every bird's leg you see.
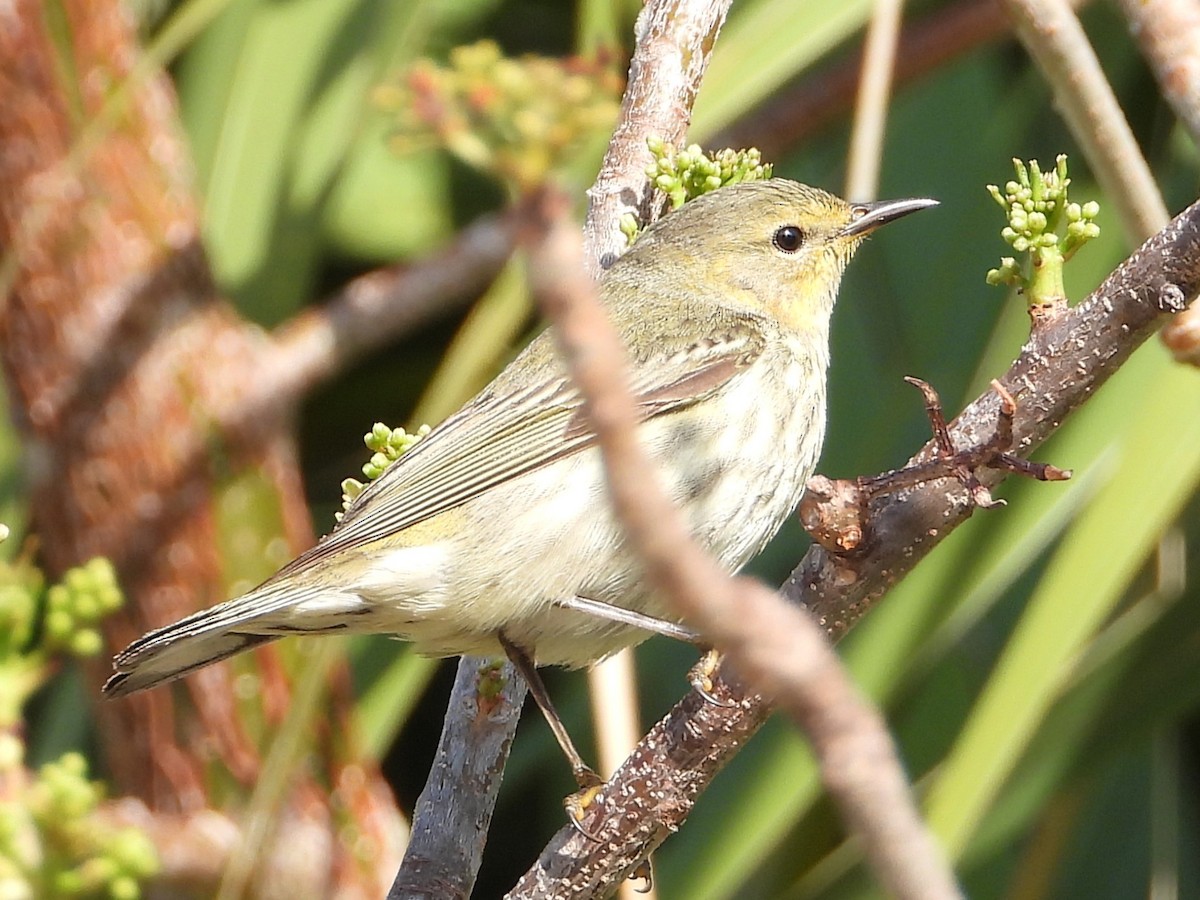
[553,595,701,643]
[554,596,739,708]
[553,597,738,708]
[498,633,604,835]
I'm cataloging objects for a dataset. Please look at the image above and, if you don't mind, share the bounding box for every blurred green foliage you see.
[0,553,157,899]
[5,0,1200,896]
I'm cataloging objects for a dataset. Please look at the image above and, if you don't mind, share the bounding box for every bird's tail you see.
[103,583,355,698]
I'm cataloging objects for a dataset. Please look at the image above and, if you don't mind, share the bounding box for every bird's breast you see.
[647,343,828,573]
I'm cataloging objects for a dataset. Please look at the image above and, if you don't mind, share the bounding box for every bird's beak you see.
[841,197,939,237]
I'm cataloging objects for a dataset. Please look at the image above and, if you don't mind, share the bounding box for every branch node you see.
[1158,281,1187,313]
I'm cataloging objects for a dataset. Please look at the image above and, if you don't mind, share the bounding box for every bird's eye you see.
[773,225,805,253]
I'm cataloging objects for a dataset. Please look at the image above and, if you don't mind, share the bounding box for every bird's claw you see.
[688,649,737,707]
[564,767,606,840]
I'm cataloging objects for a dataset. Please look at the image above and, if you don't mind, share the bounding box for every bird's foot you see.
[688,648,737,707]
[564,764,606,840]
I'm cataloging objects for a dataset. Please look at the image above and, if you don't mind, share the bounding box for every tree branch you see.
[1115,0,1200,148]
[260,212,517,411]
[513,191,1200,892]
[583,0,734,274]
[510,189,961,899]
[392,2,732,895]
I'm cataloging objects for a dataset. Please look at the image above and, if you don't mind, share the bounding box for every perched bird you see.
[105,180,934,786]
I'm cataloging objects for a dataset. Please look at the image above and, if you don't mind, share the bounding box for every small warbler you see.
[104,181,934,754]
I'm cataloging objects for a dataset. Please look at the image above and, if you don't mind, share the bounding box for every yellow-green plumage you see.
[104,180,934,697]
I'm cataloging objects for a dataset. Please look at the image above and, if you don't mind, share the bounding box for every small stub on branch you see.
[802,377,1072,556]
[799,474,870,555]
[1163,297,1200,365]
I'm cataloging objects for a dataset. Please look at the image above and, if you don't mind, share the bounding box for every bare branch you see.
[1001,0,1168,243]
[513,193,1200,893]
[583,0,733,275]
[262,213,517,409]
[1115,0,1200,147]
[514,189,961,900]
[387,660,527,900]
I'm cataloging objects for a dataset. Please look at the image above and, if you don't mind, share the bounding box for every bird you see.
[104,179,935,790]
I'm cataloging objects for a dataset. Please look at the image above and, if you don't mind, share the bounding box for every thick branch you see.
[515,192,1200,892]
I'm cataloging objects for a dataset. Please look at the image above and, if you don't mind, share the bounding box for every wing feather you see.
[274,317,766,578]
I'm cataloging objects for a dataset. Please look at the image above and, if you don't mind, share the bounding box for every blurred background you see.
[3,0,1200,897]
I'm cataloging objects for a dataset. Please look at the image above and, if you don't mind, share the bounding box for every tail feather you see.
[103,630,277,697]
[103,583,357,698]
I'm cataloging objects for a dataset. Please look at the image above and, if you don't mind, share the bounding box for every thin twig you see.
[583,0,734,275]
[1115,0,1200,147]
[513,192,1200,894]
[513,188,962,900]
[1002,0,1168,243]
[845,0,906,201]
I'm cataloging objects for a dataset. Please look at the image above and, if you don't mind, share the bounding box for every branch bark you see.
[512,193,1200,893]
[1115,0,1200,148]
[583,0,734,274]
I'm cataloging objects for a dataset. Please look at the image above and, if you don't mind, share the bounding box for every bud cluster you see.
[647,141,773,210]
[339,423,431,519]
[985,155,1100,302]
[621,141,773,243]
[377,40,622,191]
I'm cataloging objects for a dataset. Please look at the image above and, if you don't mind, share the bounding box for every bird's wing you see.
[275,319,765,576]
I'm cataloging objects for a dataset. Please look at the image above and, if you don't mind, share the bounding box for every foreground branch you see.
[515,193,1200,891]
[393,1,733,895]
[513,192,962,899]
